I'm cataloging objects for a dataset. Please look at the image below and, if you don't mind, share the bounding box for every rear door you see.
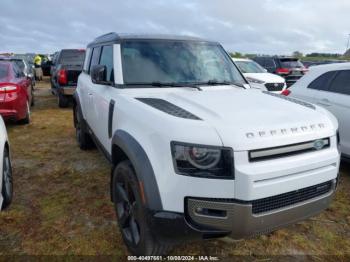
[299,71,337,105]
[320,70,350,155]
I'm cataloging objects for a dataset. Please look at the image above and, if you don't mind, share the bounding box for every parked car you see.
[73,33,340,255]
[232,58,286,93]
[0,56,35,88]
[0,116,12,210]
[0,61,33,124]
[50,49,85,107]
[287,63,350,160]
[253,56,308,87]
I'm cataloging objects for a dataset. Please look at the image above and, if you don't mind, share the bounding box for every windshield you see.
[59,50,85,65]
[280,59,304,68]
[121,40,245,86]
[235,60,265,73]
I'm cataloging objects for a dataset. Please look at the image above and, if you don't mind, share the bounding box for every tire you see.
[58,93,69,108]
[31,87,35,107]
[112,160,173,256]
[19,101,30,125]
[1,147,13,210]
[74,105,94,150]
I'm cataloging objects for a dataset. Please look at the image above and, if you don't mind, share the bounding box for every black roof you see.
[87,32,217,47]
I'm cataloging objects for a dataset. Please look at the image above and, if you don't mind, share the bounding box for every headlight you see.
[246,77,265,85]
[171,142,234,179]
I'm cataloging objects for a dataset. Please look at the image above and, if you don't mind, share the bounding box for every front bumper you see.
[186,180,335,238]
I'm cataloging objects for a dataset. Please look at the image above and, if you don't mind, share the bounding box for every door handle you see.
[88,93,93,96]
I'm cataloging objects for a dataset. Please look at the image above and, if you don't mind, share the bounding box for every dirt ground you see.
[0,77,349,259]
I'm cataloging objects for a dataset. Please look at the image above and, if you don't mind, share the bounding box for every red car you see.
[0,61,33,124]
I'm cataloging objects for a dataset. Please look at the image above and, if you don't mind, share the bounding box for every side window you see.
[328,70,350,95]
[99,45,114,82]
[83,48,92,73]
[89,46,102,75]
[308,71,337,91]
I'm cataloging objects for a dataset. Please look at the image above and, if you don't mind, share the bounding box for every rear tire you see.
[58,93,69,108]
[74,105,94,150]
[31,87,35,107]
[19,101,30,125]
[112,161,173,255]
[1,147,13,210]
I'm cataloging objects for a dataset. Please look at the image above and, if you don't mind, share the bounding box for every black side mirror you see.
[91,65,110,85]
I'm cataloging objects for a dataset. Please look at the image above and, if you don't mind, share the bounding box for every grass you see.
[0,78,349,259]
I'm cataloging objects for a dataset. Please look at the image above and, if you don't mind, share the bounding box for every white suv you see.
[74,33,340,255]
[288,63,350,159]
[232,58,287,93]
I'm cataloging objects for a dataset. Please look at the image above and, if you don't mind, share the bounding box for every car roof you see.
[308,62,350,73]
[88,32,218,47]
[0,56,23,62]
[232,58,252,62]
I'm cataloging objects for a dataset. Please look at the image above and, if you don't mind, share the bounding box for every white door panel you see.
[319,92,350,155]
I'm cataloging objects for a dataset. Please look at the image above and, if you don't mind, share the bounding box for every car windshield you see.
[280,59,304,68]
[121,40,246,86]
[59,50,86,65]
[235,60,266,73]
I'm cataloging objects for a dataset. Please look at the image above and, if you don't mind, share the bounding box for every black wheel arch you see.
[111,130,163,211]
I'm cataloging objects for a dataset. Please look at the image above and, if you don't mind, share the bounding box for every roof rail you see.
[94,32,119,42]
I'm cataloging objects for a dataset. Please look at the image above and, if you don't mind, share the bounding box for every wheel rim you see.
[116,179,141,246]
[3,154,12,199]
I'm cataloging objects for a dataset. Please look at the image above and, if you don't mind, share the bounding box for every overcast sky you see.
[1,0,349,55]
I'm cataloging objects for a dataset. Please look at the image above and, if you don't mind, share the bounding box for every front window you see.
[235,60,266,73]
[121,40,245,86]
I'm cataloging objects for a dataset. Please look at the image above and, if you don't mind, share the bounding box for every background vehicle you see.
[74,33,340,255]
[288,63,350,159]
[232,58,286,93]
[51,49,85,107]
[0,61,33,124]
[253,56,308,87]
[0,56,35,88]
[0,116,12,210]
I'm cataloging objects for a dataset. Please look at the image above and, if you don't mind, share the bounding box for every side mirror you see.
[91,65,109,85]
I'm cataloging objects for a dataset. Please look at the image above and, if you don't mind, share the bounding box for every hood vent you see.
[263,91,316,110]
[136,98,201,120]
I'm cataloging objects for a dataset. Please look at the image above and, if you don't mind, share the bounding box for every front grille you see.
[265,83,284,92]
[252,180,333,214]
[249,138,329,162]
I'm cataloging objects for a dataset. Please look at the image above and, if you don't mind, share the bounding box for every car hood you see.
[244,73,285,83]
[150,87,336,150]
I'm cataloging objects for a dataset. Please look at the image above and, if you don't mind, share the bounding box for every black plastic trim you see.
[136,98,201,120]
[108,100,115,138]
[112,130,163,210]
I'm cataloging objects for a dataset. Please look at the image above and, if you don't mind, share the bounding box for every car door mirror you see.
[91,65,110,85]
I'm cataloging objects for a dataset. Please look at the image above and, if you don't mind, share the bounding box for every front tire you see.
[112,161,173,255]
[1,147,13,210]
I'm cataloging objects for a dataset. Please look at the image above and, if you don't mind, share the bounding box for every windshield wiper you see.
[192,80,245,88]
[126,82,202,91]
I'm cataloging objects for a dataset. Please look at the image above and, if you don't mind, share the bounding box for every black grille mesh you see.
[252,181,332,214]
[136,98,201,120]
[265,83,285,91]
